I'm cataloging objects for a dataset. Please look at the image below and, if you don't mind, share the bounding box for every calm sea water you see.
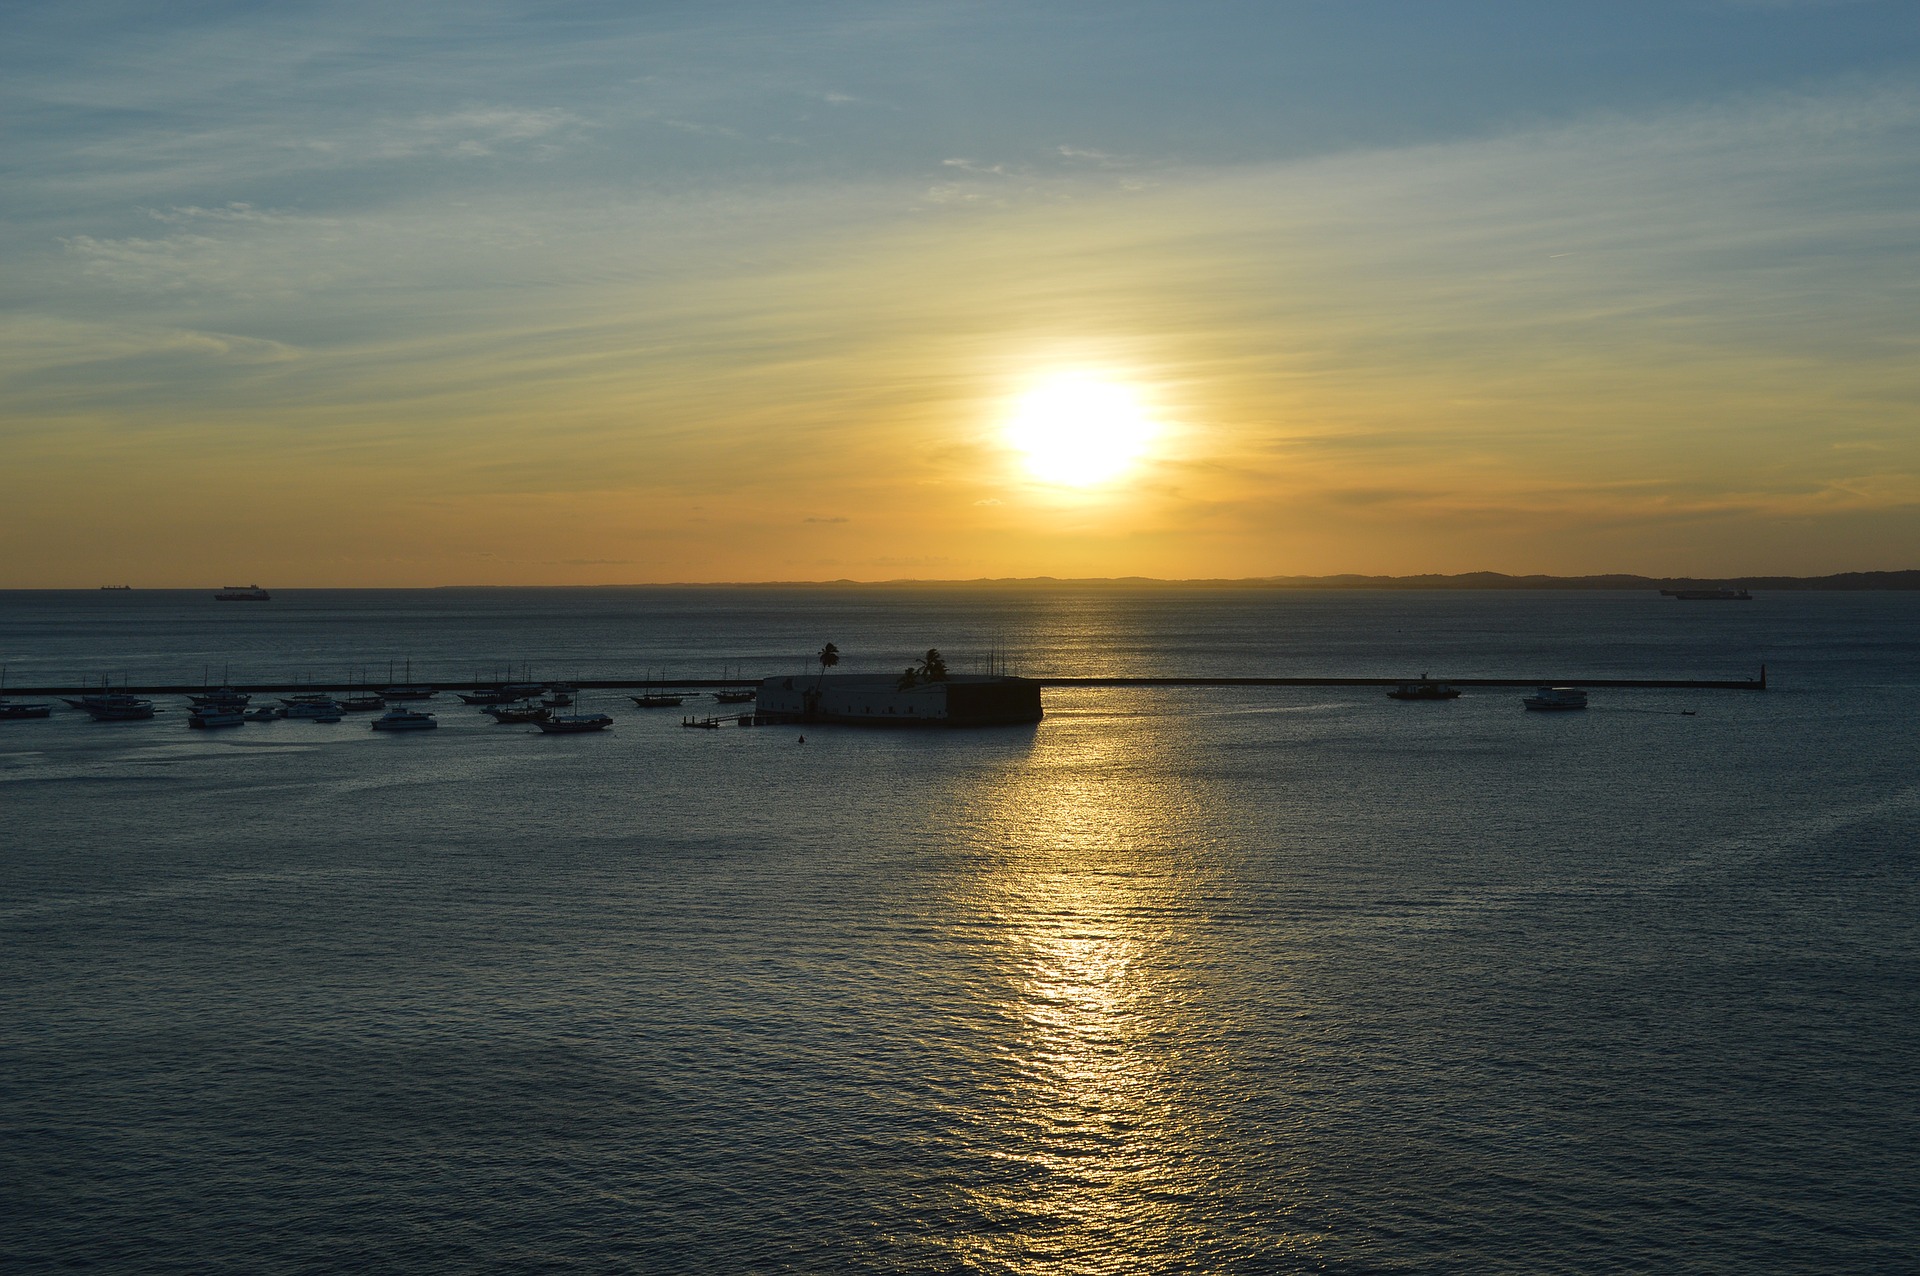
[3,588,1917,1273]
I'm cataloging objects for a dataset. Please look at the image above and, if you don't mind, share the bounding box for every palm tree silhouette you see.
[815,642,840,690]
[918,648,947,681]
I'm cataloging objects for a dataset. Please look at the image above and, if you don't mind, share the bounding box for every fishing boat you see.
[370,707,437,731]
[214,585,271,601]
[188,706,246,729]
[1522,686,1589,711]
[82,695,157,721]
[1387,680,1461,701]
[542,685,575,708]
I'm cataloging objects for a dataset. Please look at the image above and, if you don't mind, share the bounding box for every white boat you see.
[188,706,246,728]
[371,707,437,731]
[1523,686,1589,711]
[244,707,281,721]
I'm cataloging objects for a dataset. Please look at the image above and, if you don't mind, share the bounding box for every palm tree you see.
[918,648,948,681]
[815,642,840,691]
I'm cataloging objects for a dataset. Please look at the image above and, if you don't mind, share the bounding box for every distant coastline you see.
[20,570,1920,591]
[618,570,1920,591]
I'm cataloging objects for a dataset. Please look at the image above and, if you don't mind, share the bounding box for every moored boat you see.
[188,706,246,728]
[370,707,437,731]
[485,702,551,724]
[1523,686,1589,711]
[537,712,613,733]
[283,699,344,721]
[0,701,53,720]
[82,695,157,721]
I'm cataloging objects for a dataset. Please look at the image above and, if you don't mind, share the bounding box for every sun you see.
[1004,373,1159,486]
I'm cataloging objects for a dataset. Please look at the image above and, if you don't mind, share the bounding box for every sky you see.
[3,0,1918,585]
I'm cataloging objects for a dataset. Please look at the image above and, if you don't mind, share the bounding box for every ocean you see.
[3,587,1916,1272]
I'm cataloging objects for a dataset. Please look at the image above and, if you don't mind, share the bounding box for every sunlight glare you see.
[1004,373,1159,486]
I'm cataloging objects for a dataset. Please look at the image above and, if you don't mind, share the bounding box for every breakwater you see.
[11,667,1767,696]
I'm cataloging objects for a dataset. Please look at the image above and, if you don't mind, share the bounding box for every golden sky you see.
[4,3,1918,584]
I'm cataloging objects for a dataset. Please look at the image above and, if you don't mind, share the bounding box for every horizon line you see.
[15,569,1920,591]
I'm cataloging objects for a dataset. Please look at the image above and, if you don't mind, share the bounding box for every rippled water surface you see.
[3,588,1917,1272]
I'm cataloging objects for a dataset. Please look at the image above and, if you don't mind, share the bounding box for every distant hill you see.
[657,570,1920,591]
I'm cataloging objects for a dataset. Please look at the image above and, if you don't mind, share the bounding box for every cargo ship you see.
[1660,587,1751,601]
[215,585,271,601]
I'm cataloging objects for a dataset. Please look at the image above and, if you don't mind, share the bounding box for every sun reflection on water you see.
[940,723,1222,1272]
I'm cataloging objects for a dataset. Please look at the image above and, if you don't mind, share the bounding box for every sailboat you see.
[538,684,613,733]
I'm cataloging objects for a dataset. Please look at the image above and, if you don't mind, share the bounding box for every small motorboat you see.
[371,707,438,731]
[244,707,281,721]
[1523,686,1589,711]
[188,706,246,728]
[537,712,613,733]
[0,700,53,720]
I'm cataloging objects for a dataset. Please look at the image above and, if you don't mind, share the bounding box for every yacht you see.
[188,706,246,729]
[1522,687,1589,711]
[371,707,438,731]
[338,693,387,712]
[244,706,282,721]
